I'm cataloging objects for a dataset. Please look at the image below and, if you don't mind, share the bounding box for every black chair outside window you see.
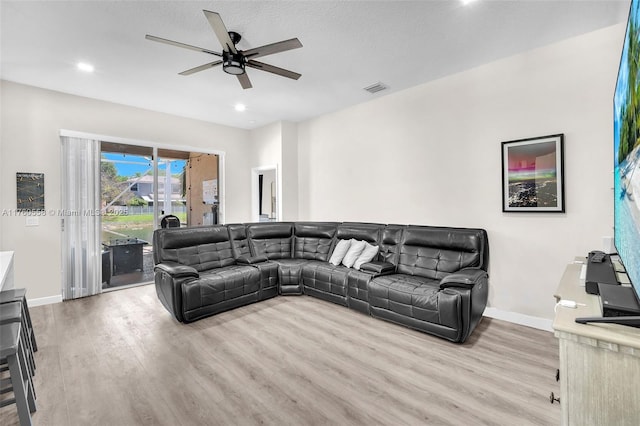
[160,215,181,229]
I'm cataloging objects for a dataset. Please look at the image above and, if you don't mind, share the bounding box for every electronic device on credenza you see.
[611,0,640,326]
[575,316,640,327]
[585,250,619,295]
[576,283,640,328]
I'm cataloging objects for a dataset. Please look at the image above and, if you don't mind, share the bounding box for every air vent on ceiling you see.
[363,82,388,94]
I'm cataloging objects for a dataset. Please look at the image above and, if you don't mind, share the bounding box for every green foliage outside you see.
[126,197,148,207]
[619,6,640,163]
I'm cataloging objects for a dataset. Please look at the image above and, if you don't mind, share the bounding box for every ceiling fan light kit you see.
[146,10,302,89]
[223,51,245,75]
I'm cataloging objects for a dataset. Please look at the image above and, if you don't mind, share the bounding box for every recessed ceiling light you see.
[76,62,94,73]
[461,0,478,5]
[234,103,246,112]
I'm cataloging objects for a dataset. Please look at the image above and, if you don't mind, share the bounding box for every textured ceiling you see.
[0,1,630,129]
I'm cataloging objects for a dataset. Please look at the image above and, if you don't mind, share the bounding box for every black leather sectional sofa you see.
[153,222,489,343]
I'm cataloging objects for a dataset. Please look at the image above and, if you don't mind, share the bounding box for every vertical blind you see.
[61,136,102,300]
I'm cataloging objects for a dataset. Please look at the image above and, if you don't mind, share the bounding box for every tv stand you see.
[553,260,640,426]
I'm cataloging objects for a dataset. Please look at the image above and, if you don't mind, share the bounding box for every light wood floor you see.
[1,285,560,425]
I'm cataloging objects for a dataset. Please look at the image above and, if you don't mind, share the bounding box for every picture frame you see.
[501,134,565,213]
[16,172,45,211]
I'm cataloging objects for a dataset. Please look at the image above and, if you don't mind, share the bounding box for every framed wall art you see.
[501,134,565,213]
[16,172,45,211]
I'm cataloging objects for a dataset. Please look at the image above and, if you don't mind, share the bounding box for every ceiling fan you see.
[146,10,302,89]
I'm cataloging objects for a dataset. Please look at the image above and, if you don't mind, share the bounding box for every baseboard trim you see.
[27,294,63,307]
[483,307,553,332]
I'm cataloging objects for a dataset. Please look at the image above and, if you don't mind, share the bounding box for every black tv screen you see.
[614,0,640,298]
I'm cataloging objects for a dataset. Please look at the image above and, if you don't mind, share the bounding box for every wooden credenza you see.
[553,260,640,425]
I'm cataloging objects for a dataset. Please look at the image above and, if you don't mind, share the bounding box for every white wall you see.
[249,121,300,221]
[0,81,251,300]
[297,24,625,321]
[281,122,299,221]
[250,122,282,167]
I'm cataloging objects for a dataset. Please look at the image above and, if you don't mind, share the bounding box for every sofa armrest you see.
[154,262,199,279]
[439,268,487,290]
[236,255,268,265]
[360,261,396,275]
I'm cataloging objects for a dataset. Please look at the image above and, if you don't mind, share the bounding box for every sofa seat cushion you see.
[369,274,440,323]
[182,265,260,313]
[301,261,350,297]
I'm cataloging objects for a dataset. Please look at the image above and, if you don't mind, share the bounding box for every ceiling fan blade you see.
[203,10,237,53]
[179,61,223,76]
[246,60,301,80]
[237,73,253,89]
[145,34,222,57]
[242,38,303,59]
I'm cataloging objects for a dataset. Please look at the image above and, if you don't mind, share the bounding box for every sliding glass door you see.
[98,145,219,290]
[100,143,155,289]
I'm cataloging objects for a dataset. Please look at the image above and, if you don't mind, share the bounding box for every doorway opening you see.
[252,166,279,222]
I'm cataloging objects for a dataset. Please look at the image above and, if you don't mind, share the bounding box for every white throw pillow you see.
[342,239,366,268]
[353,242,379,270]
[329,239,352,266]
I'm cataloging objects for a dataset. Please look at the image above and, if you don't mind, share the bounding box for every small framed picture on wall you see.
[501,134,565,213]
[16,172,45,211]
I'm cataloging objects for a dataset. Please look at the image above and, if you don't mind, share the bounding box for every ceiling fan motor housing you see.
[223,32,245,75]
[228,31,242,45]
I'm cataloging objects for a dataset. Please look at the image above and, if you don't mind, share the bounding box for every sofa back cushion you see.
[228,224,251,258]
[329,222,384,264]
[397,226,488,280]
[293,222,338,261]
[336,222,383,244]
[247,222,294,259]
[153,225,235,271]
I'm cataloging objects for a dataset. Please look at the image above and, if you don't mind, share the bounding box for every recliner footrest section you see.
[181,265,261,322]
[301,261,349,306]
[369,273,466,342]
